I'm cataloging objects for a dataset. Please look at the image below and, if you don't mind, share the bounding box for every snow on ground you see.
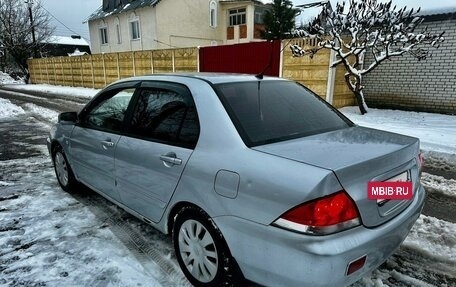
[0,98,25,119]
[403,215,456,263]
[3,84,99,99]
[22,103,59,124]
[0,155,188,287]
[340,106,456,155]
[0,71,24,85]
[421,173,456,198]
[354,213,456,287]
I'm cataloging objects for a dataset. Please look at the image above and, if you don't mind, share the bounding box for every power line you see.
[53,27,89,36]
[53,27,87,34]
[39,3,90,41]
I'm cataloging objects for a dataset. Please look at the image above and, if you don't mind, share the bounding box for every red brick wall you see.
[254,24,265,39]
[227,27,234,40]
[239,25,247,39]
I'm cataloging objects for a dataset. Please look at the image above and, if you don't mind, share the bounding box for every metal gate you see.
[199,40,281,76]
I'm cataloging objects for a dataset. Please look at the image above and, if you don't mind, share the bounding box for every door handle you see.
[101,140,115,150]
[160,153,182,167]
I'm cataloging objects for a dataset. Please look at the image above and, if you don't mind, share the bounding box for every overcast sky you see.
[40,0,100,41]
[40,0,455,43]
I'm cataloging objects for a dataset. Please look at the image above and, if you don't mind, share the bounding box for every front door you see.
[69,85,137,202]
[115,83,200,222]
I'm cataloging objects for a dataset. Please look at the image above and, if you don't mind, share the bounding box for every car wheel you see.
[173,207,244,287]
[52,145,77,192]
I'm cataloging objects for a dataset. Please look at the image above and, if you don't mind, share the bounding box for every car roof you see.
[114,73,287,85]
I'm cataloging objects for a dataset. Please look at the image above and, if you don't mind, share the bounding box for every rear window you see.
[215,80,352,146]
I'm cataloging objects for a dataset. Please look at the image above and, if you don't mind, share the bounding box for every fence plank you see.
[134,51,152,76]
[152,49,174,74]
[118,51,134,79]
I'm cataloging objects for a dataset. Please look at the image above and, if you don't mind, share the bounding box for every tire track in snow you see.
[422,151,456,180]
[380,246,456,287]
[69,189,191,287]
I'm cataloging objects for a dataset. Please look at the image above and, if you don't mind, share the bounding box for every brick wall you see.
[363,17,456,114]
[254,24,265,39]
[239,25,247,39]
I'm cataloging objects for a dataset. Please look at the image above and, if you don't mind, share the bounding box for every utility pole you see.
[25,0,37,58]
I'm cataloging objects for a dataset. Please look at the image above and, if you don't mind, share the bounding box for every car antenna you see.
[255,59,269,80]
[255,40,275,79]
[255,41,276,118]
[257,78,264,120]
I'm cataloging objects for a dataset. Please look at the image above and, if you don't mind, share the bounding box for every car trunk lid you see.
[253,126,421,227]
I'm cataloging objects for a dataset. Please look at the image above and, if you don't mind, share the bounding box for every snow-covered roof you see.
[44,36,90,46]
[68,48,89,57]
[87,0,161,22]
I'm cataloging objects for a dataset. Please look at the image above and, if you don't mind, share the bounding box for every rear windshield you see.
[215,80,352,147]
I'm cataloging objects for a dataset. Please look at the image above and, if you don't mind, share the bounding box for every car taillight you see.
[273,191,361,235]
[418,152,424,170]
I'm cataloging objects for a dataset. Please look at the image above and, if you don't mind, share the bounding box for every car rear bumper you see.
[213,185,425,287]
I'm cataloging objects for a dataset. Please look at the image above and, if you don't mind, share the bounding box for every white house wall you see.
[154,0,225,48]
[89,6,158,54]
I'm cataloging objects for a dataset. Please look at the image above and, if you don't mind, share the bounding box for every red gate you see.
[199,40,281,76]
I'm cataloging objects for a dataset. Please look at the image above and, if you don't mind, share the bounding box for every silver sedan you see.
[48,73,425,287]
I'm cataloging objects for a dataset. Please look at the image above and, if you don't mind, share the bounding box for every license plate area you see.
[376,171,410,205]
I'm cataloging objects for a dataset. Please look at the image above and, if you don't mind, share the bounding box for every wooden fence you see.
[28,48,198,89]
[282,38,355,108]
[28,40,354,108]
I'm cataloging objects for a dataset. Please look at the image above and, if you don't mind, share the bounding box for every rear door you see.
[115,81,200,222]
[69,83,138,202]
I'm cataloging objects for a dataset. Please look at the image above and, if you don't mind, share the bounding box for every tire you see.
[52,145,78,192]
[173,207,244,287]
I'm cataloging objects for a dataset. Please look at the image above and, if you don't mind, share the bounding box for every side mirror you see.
[58,112,78,123]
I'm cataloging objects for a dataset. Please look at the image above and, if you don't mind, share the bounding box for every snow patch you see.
[340,106,456,155]
[390,271,435,287]
[0,98,25,119]
[0,71,24,84]
[356,269,391,286]
[421,173,456,198]
[422,150,456,175]
[23,103,59,123]
[403,215,456,263]
[0,155,170,286]
[2,84,99,99]
[45,36,90,46]
[0,180,15,186]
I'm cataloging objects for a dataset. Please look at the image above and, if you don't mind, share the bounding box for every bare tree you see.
[291,0,445,114]
[0,0,54,75]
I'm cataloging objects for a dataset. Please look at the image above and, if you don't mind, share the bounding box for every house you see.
[86,0,270,54]
[41,36,91,57]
